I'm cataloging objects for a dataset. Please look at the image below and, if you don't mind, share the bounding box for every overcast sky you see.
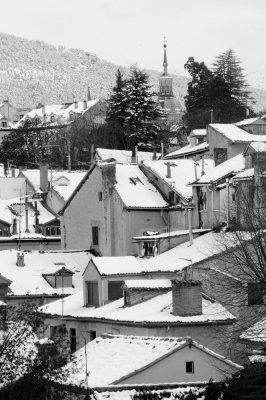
[2,0,266,88]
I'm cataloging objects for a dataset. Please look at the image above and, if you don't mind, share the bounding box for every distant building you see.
[0,100,30,143]
[157,41,187,149]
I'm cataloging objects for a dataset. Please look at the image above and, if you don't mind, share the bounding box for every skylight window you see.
[129,177,143,185]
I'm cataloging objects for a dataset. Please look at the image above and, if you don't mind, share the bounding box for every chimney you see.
[34,201,40,232]
[3,100,9,119]
[40,163,49,192]
[166,162,171,178]
[83,100,87,110]
[152,149,157,160]
[201,156,205,176]
[11,168,16,178]
[74,101,78,109]
[43,114,47,124]
[16,252,25,267]
[19,166,27,173]
[135,146,138,164]
[171,280,202,316]
[42,105,46,115]
[161,141,164,158]
[87,86,92,101]
[12,219,17,235]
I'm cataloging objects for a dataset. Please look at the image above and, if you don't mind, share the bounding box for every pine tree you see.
[107,67,163,150]
[213,49,253,106]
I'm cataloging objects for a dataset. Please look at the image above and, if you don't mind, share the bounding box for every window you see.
[89,330,97,341]
[2,121,7,127]
[232,193,236,202]
[87,281,99,306]
[50,114,55,122]
[108,281,123,301]
[13,114,18,122]
[92,226,99,246]
[70,328,77,354]
[214,148,228,166]
[98,192,103,201]
[248,283,265,305]
[50,326,56,339]
[129,177,143,185]
[46,226,60,236]
[20,114,24,119]
[124,291,129,305]
[169,191,175,205]
[186,361,194,374]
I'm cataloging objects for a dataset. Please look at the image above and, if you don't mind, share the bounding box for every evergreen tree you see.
[213,49,253,106]
[184,53,254,131]
[107,67,164,150]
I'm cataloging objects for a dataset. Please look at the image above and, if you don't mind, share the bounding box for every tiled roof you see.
[240,317,266,343]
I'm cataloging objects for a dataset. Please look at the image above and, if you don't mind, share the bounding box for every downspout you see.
[226,178,230,229]
[188,208,193,245]
[207,185,214,227]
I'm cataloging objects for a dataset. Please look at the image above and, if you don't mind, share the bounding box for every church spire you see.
[163,36,168,76]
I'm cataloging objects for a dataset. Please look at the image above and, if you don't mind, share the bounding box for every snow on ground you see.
[39,289,235,324]
[93,386,206,400]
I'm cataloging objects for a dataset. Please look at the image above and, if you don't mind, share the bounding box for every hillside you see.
[0,32,265,112]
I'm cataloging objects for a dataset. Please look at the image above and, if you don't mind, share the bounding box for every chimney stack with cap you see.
[166,162,172,179]
[40,163,49,192]
[171,280,202,316]
[16,252,25,267]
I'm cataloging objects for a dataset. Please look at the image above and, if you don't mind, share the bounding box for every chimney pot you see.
[171,280,202,316]
[16,252,25,267]
[83,100,87,110]
[166,162,171,178]
[40,163,49,192]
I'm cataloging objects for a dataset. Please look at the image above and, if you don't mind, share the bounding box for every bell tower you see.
[159,38,174,98]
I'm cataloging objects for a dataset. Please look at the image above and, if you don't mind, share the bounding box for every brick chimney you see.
[40,163,49,192]
[16,252,25,267]
[166,162,171,178]
[83,100,87,110]
[171,280,202,316]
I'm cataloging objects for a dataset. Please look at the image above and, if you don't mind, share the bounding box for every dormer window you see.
[2,121,7,127]
[50,114,55,123]
[43,266,74,289]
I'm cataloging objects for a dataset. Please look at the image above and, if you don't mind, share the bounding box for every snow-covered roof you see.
[164,142,209,159]
[0,249,92,296]
[0,164,19,178]
[190,129,207,137]
[133,228,211,241]
[233,168,254,181]
[0,197,58,238]
[209,124,266,143]
[235,117,266,126]
[142,159,214,202]
[20,169,87,201]
[140,231,239,273]
[192,154,245,185]
[91,256,142,276]
[40,289,235,324]
[124,279,172,290]
[50,334,240,388]
[96,148,160,163]
[240,317,266,343]
[245,141,266,153]
[114,163,168,209]
[16,100,99,127]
